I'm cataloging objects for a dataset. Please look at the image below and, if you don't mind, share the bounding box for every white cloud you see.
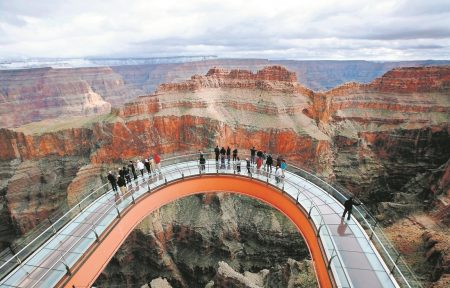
[0,0,449,59]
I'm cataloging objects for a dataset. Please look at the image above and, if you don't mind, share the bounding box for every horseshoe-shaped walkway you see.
[0,155,406,288]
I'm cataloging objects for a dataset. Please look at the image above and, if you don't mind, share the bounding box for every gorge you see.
[0,63,448,287]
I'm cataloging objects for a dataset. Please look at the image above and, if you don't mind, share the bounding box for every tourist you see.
[123,166,131,184]
[150,157,156,174]
[199,154,206,172]
[129,161,137,180]
[144,159,151,174]
[342,197,361,221]
[136,160,145,177]
[261,151,267,170]
[117,175,127,195]
[246,158,251,174]
[256,149,263,159]
[281,159,287,179]
[232,147,238,161]
[118,167,125,179]
[226,146,231,163]
[107,171,118,192]
[236,157,241,172]
[275,166,282,184]
[266,154,273,173]
[276,155,282,168]
[153,153,161,172]
[250,147,256,164]
[220,147,226,169]
[214,145,220,162]
[256,156,262,174]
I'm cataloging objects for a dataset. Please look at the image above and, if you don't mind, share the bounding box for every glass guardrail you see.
[1,154,352,288]
[285,163,422,288]
[0,151,420,288]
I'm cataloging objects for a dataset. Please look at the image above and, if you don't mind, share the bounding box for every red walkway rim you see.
[62,175,334,288]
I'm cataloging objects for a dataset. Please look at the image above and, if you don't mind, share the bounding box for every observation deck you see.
[0,153,420,288]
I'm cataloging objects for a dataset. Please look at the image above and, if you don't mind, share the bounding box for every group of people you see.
[211,146,287,183]
[107,153,162,195]
[106,148,361,221]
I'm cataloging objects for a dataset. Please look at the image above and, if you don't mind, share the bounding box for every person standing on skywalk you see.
[342,197,362,221]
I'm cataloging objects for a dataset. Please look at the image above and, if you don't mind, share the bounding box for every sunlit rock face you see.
[0,67,142,128]
[0,65,448,285]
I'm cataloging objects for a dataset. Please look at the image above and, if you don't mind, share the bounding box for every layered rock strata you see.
[0,65,449,285]
[0,67,143,127]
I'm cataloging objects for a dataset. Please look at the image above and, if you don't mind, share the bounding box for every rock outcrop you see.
[0,65,449,286]
[0,67,144,127]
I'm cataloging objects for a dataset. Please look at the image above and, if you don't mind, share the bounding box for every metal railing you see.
[285,164,422,288]
[0,151,420,288]
[0,153,202,281]
[0,154,354,288]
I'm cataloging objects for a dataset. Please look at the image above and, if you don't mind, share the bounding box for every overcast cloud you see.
[0,0,449,60]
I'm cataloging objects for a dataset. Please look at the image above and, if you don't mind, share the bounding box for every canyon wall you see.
[0,65,449,286]
[2,60,449,128]
[0,67,142,127]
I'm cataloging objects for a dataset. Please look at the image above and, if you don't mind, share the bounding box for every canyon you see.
[1,59,449,128]
[0,64,449,287]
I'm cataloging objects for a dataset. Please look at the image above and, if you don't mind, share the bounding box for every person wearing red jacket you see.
[153,153,161,172]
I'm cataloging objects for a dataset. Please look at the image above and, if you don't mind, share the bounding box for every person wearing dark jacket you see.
[246,158,251,174]
[107,171,118,192]
[129,161,137,180]
[342,197,361,220]
[117,175,126,195]
[119,167,125,179]
[199,155,206,172]
[250,147,256,164]
[232,148,238,161]
[226,146,231,163]
[144,159,151,174]
[219,147,226,169]
[266,154,273,173]
[214,146,220,162]
[123,166,131,184]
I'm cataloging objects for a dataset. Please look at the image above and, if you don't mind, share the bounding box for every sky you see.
[0,0,449,60]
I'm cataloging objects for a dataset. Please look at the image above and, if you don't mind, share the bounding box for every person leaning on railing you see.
[342,197,362,221]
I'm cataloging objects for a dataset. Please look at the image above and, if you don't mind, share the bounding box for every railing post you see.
[75,195,82,212]
[131,193,135,204]
[115,206,121,218]
[390,254,401,275]
[308,206,314,219]
[48,218,57,234]
[63,261,72,276]
[9,246,21,264]
[164,178,167,185]
[327,255,337,270]
[369,221,378,240]
[316,224,324,237]
[92,229,100,243]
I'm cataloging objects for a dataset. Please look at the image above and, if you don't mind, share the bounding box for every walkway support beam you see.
[62,175,333,288]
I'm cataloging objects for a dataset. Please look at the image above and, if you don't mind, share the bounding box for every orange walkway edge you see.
[62,175,333,288]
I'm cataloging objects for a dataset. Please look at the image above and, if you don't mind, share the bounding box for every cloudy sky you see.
[0,0,449,60]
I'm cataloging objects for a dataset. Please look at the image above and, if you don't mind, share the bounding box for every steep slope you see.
[0,65,448,286]
[0,67,143,127]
